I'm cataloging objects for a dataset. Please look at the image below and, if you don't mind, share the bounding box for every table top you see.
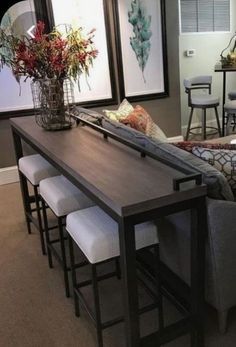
[214,63,236,72]
[11,116,206,219]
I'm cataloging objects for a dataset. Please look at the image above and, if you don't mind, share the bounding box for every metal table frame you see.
[214,63,236,136]
[11,116,207,347]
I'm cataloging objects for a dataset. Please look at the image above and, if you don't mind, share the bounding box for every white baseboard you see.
[0,166,19,186]
[167,135,184,143]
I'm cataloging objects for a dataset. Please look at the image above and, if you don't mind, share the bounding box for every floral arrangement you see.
[220,32,236,67]
[0,21,98,83]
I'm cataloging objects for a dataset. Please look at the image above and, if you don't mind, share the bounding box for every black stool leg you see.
[233,115,236,132]
[19,172,32,234]
[58,216,70,298]
[91,264,103,347]
[202,109,206,140]
[226,113,231,135]
[214,106,221,137]
[42,199,53,268]
[185,107,194,140]
[68,235,80,317]
[222,110,226,137]
[115,258,121,279]
[154,244,164,333]
[34,185,46,255]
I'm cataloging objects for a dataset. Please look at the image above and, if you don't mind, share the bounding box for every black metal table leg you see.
[119,218,140,347]
[11,129,32,234]
[190,197,207,347]
[221,71,226,136]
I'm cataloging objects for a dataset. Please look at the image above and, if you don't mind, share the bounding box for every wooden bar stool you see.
[40,175,94,297]
[66,206,163,347]
[18,154,59,254]
[184,76,221,140]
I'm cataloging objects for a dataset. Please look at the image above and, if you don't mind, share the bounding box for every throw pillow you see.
[146,118,167,141]
[103,99,134,121]
[101,117,148,148]
[120,105,149,133]
[120,105,167,141]
[173,141,236,153]
[192,146,236,193]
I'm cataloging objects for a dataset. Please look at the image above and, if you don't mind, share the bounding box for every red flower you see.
[34,21,45,42]
[0,21,98,82]
[91,49,99,58]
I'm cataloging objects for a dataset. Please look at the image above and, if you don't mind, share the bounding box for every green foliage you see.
[128,0,152,82]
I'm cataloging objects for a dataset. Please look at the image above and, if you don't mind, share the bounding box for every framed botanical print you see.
[47,0,117,107]
[113,0,169,102]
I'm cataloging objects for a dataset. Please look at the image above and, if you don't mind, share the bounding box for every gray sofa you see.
[73,107,236,333]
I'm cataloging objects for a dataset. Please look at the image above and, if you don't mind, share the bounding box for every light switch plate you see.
[186,49,196,57]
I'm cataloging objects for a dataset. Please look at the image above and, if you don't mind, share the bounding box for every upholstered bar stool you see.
[223,100,236,135]
[184,76,221,140]
[66,206,163,347]
[18,154,59,254]
[228,91,236,100]
[40,175,94,297]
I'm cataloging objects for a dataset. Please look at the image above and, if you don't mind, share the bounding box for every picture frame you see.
[45,0,117,108]
[0,0,36,118]
[113,0,169,102]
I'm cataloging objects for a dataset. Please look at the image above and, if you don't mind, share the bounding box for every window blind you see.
[180,0,230,33]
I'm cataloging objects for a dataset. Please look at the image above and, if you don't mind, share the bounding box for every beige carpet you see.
[0,183,236,347]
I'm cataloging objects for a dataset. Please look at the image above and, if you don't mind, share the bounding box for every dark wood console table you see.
[214,63,236,136]
[10,116,207,347]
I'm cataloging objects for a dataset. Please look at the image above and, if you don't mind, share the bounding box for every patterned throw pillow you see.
[120,105,167,141]
[173,141,236,153]
[192,146,236,193]
[103,99,134,121]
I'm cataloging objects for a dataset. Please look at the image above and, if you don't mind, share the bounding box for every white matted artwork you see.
[50,0,116,105]
[114,0,168,102]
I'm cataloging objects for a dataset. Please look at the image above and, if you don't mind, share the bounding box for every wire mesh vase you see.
[31,78,75,130]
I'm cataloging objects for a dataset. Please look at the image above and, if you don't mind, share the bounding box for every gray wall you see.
[0,120,16,167]
[0,0,181,168]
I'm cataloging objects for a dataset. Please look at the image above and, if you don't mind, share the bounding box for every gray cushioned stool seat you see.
[19,154,59,185]
[228,91,236,100]
[191,95,219,106]
[40,175,94,217]
[66,206,158,264]
[224,100,236,112]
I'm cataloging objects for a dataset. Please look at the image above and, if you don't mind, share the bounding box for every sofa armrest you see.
[207,198,236,311]
[157,198,236,312]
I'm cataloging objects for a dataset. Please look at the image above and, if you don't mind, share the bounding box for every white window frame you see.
[178,0,232,35]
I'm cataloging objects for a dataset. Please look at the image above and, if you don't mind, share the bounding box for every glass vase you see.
[31,78,75,131]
